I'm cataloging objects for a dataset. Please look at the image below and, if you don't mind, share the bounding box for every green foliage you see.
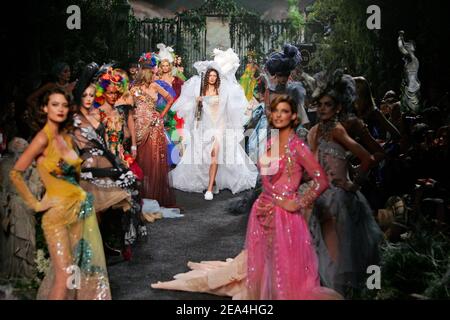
[308,0,381,83]
[288,0,305,31]
[358,218,450,300]
[33,0,136,76]
[0,277,40,300]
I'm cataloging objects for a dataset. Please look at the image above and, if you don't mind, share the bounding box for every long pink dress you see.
[152,133,341,300]
[245,133,332,299]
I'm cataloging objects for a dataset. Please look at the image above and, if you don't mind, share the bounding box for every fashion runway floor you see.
[108,189,249,300]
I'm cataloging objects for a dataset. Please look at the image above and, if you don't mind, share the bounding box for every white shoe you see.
[204,191,213,201]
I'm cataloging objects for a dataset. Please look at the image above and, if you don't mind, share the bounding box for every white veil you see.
[172,49,249,133]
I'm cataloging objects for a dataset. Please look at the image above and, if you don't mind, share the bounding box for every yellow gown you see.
[10,124,111,300]
[239,64,258,101]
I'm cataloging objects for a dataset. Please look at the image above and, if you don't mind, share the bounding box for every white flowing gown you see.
[169,59,258,194]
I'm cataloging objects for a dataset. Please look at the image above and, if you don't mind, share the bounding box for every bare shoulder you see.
[332,122,350,138]
[307,124,318,139]
[306,124,319,149]
[124,94,134,105]
[24,130,49,158]
[32,130,49,148]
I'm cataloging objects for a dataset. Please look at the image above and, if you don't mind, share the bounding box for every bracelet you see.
[131,146,137,151]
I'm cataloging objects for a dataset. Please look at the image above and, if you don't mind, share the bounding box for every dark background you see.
[1,0,450,136]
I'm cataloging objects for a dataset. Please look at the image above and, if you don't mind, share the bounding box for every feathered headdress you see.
[139,52,160,69]
[213,48,240,76]
[313,69,357,115]
[157,43,175,64]
[94,67,126,108]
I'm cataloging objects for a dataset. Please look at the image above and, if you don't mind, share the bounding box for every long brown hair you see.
[202,68,220,96]
[37,87,74,132]
[268,94,300,128]
[354,76,376,116]
[135,68,154,86]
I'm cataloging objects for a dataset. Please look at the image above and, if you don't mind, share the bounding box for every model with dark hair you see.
[72,63,140,259]
[307,71,383,298]
[10,87,111,299]
[169,49,258,200]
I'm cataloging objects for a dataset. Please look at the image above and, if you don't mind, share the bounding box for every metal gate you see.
[131,0,301,77]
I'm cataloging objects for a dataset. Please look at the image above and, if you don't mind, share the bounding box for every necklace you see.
[318,115,339,141]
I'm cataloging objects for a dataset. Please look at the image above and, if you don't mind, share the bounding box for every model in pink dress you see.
[245,102,330,299]
[152,95,341,300]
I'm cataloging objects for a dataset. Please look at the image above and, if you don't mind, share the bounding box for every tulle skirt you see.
[245,194,342,300]
[309,186,383,296]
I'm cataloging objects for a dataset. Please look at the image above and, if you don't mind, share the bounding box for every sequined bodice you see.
[132,87,157,111]
[259,135,312,201]
[317,138,350,184]
[130,86,161,145]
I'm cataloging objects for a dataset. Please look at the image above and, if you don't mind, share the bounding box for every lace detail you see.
[317,138,348,160]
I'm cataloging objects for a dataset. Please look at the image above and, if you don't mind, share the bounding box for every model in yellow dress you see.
[10,88,111,300]
[239,52,259,101]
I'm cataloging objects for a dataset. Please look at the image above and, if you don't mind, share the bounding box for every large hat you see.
[213,48,240,77]
[265,44,302,76]
[157,43,175,64]
[73,62,99,106]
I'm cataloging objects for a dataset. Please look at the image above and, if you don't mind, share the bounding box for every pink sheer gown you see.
[152,133,342,300]
[245,133,337,299]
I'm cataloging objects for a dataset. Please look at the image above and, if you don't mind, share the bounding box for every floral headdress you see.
[139,52,160,69]
[94,67,126,108]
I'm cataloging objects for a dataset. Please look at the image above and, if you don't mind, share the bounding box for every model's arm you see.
[9,131,54,212]
[333,124,375,191]
[350,118,385,164]
[128,109,137,157]
[153,83,174,118]
[273,139,329,212]
[398,31,409,56]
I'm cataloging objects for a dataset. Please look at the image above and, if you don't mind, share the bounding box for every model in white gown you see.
[169,49,258,195]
